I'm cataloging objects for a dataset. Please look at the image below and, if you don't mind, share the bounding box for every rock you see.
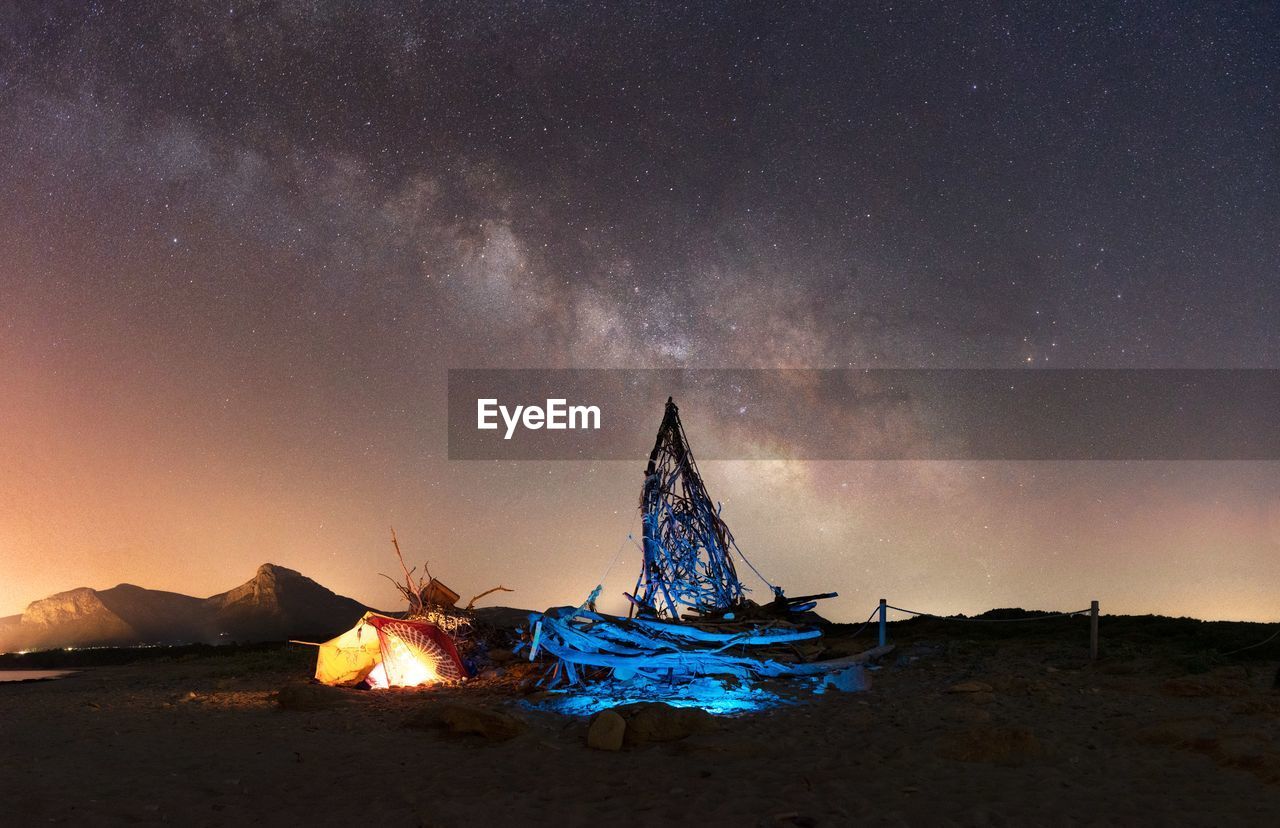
[818,665,870,693]
[404,702,527,741]
[947,680,994,694]
[275,683,350,711]
[612,702,715,746]
[586,710,626,751]
[939,726,1042,764]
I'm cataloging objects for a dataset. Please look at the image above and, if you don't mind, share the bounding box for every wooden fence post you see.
[1090,600,1099,660]
[879,598,887,648]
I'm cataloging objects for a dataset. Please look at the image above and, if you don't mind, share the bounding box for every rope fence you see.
[1219,626,1280,657]
[883,604,1092,622]
[840,606,883,643]
[867,598,1102,659]
[859,599,1279,662]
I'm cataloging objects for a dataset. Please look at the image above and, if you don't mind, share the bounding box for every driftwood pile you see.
[528,397,890,693]
[528,605,890,688]
[381,529,516,668]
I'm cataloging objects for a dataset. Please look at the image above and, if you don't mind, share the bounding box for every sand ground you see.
[3,634,1279,827]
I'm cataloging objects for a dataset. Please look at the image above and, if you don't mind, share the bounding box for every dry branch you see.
[383,527,432,615]
[465,585,514,610]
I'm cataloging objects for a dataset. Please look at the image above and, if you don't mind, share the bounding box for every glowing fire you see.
[365,662,391,689]
[365,634,442,689]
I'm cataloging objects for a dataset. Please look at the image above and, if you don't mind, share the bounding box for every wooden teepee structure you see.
[629,397,767,618]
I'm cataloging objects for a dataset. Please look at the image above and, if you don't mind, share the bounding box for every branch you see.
[388,528,424,614]
[465,585,514,611]
[391,527,412,583]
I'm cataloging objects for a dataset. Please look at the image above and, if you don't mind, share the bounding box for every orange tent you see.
[313,612,467,688]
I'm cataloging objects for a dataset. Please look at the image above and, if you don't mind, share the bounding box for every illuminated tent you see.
[313,611,467,688]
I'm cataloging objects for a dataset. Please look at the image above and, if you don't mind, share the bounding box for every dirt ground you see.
[3,629,1279,827]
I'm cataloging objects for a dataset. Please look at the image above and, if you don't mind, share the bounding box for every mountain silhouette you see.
[0,564,366,653]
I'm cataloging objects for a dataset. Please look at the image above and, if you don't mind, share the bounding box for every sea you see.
[0,670,75,683]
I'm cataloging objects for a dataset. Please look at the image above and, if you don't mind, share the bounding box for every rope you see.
[673,410,778,596]
[873,604,1276,656]
[884,604,1091,623]
[596,532,632,586]
[572,530,637,612]
[734,544,778,595]
[843,607,881,640]
[1221,626,1280,656]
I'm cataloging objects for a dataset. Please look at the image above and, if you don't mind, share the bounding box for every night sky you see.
[2,3,1278,621]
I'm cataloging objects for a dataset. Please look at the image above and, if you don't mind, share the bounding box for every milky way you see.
[1,3,1277,621]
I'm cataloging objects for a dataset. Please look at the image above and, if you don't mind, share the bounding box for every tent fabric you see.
[365,614,467,686]
[314,613,384,686]
[314,612,466,687]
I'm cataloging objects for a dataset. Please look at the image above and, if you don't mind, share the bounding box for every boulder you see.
[586,710,627,751]
[404,703,527,741]
[614,702,715,746]
[818,665,870,693]
[947,680,994,694]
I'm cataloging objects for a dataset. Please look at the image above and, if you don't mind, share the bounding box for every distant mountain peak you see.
[0,564,367,653]
[215,563,315,609]
[16,587,136,648]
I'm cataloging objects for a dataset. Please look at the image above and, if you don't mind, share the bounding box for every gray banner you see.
[447,369,1280,460]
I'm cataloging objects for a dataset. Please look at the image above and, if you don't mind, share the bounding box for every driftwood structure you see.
[382,529,513,617]
[628,397,834,620]
[530,398,871,690]
[381,530,515,648]
[629,398,751,617]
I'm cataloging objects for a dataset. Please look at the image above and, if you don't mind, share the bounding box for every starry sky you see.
[1,2,1278,621]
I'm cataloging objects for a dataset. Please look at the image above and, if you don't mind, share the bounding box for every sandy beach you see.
[4,621,1278,827]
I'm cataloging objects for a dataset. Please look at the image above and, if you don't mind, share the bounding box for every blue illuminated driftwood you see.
[531,396,859,691]
[530,606,891,685]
